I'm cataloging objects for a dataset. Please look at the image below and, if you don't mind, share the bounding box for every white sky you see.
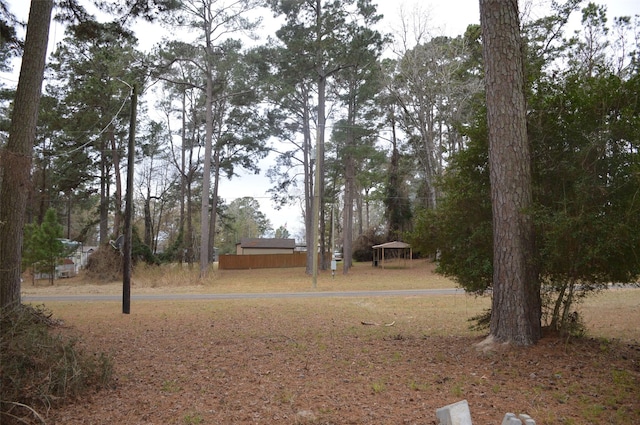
[2,0,639,240]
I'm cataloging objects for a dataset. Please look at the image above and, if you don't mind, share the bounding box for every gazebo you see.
[372,241,412,269]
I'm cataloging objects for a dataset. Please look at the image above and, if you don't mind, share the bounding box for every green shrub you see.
[352,248,373,262]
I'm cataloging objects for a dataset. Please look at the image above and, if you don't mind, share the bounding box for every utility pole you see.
[123,84,137,314]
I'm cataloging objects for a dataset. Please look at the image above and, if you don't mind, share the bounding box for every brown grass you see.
[21,258,640,342]
[22,259,452,295]
[21,260,640,424]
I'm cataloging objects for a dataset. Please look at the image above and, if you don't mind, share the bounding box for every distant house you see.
[73,244,97,272]
[57,258,76,278]
[64,241,96,273]
[236,238,296,255]
[34,258,76,280]
[34,241,95,280]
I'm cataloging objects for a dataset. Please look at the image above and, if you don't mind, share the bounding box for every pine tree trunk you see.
[342,90,356,273]
[199,48,214,278]
[343,155,354,273]
[99,143,109,244]
[480,0,541,346]
[207,150,220,263]
[110,131,123,235]
[316,75,327,271]
[144,196,153,247]
[303,93,314,274]
[0,0,54,309]
[179,91,187,261]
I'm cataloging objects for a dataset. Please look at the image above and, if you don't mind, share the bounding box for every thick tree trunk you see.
[0,0,54,309]
[480,0,541,346]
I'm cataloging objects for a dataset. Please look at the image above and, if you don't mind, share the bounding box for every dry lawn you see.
[22,260,640,424]
[22,259,454,295]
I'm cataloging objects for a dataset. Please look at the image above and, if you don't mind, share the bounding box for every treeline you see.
[1,0,484,274]
[0,1,638,313]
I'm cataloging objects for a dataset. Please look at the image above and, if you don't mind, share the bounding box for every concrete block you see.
[502,413,522,425]
[436,400,473,425]
[518,414,535,425]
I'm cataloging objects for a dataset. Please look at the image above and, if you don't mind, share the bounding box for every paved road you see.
[23,288,465,303]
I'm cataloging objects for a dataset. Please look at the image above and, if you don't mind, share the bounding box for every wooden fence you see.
[218,252,308,270]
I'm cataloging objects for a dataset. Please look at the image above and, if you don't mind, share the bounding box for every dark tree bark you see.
[0,0,54,309]
[479,0,541,346]
[109,130,123,236]
[302,86,314,275]
[144,196,153,247]
[199,43,214,279]
[342,154,354,273]
[99,141,109,244]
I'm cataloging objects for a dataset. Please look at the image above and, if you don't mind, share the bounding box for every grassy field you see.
[23,258,640,342]
[22,258,454,294]
[21,259,640,424]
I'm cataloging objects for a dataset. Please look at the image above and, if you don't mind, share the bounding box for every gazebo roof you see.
[372,241,410,249]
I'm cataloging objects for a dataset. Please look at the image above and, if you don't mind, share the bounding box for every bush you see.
[352,248,373,262]
[85,246,122,281]
[131,227,159,266]
[0,305,113,424]
[352,228,386,262]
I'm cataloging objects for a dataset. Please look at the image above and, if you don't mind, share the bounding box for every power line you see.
[0,75,18,84]
[66,91,132,155]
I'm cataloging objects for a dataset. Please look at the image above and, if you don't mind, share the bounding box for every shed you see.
[372,241,412,269]
[236,238,296,255]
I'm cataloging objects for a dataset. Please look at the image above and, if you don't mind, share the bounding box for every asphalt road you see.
[23,288,465,303]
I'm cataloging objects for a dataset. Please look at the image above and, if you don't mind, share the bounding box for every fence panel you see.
[218,252,308,270]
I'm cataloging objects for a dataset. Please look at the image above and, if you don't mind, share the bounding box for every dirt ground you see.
[21,264,640,424]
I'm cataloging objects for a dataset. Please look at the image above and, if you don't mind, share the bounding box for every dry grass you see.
[22,258,453,295]
[580,288,640,341]
[20,260,640,424]
[37,290,640,343]
[45,295,491,339]
[21,258,640,342]
[37,291,640,425]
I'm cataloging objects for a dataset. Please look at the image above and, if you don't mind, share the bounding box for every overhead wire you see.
[65,88,132,155]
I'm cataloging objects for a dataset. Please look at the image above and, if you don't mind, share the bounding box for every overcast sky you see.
[2,0,639,240]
